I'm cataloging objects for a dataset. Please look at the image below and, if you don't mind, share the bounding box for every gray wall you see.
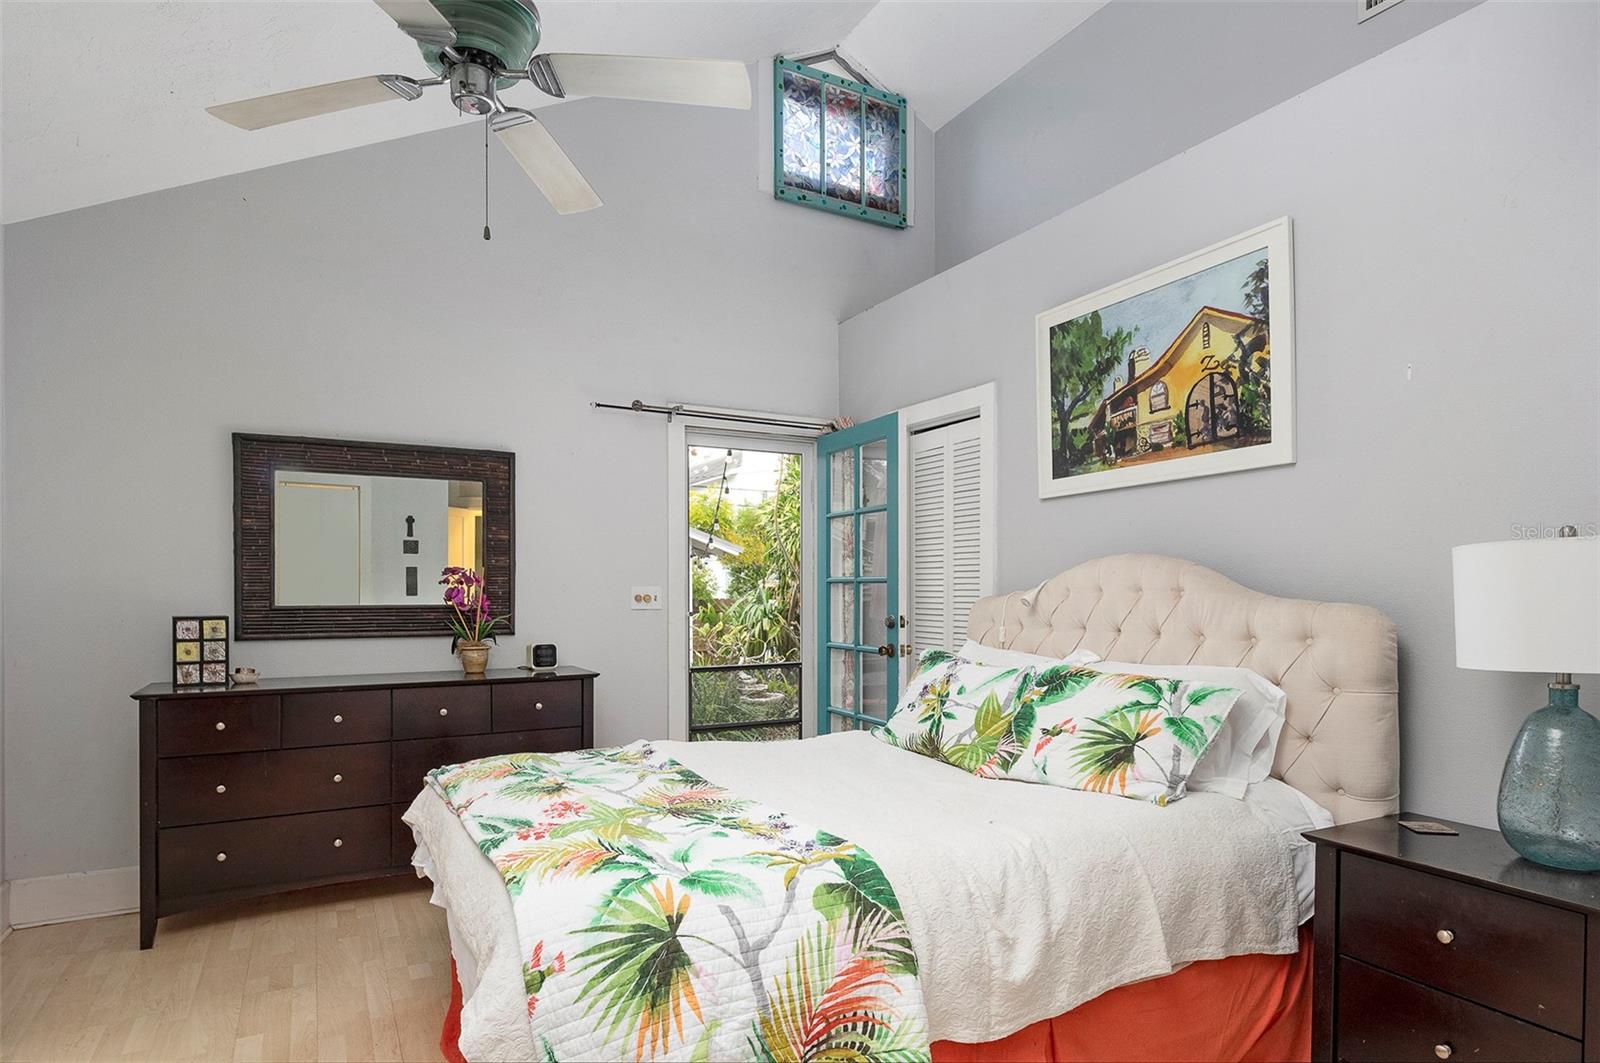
[933,0,1480,273]
[841,0,1599,829]
[1,98,934,881]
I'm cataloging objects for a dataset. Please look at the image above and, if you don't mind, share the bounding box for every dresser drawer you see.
[282,690,391,747]
[158,696,281,756]
[158,806,392,899]
[393,686,490,739]
[392,727,585,799]
[1336,956,1580,1062]
[1339,853,1584,1036]
[493,680,583,732]
[158,743,391,826]
[393,803,416,867]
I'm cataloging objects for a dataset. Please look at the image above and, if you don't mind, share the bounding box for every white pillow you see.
[958,638,1100,671]
[1091,660,1287,799]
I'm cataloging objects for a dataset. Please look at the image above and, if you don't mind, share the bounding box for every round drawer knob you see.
[1436,929,1455,945]
[215,784,227,794]
[439,708,449,716]
[1435,1043,1453,1060]
[215,721,227,731]
[332,773,343,783]
[535,702,544,711]
[215,852,227,862]
[333,714,343,724]
[333,838,344,848]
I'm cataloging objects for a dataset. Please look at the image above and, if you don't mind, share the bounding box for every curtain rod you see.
[591,400,840,433]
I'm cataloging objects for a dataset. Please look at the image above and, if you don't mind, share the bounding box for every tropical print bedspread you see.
[427,742,929,1062]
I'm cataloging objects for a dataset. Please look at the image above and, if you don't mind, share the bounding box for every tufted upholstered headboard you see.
[967,554,1398,824]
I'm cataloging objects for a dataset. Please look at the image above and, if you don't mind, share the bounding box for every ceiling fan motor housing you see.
[449,58,500,114]
[422,0,541,86]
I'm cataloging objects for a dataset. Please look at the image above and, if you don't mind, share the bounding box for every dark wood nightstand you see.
[1306,814,1600,1062]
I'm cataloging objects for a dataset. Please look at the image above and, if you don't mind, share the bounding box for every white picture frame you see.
[1035,217,1295,499]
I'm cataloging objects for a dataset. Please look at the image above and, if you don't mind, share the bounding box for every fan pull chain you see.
[482,115,492,241]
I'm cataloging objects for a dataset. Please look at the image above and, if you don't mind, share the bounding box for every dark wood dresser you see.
[1307,814,1600,1063]
[131,665,597,948]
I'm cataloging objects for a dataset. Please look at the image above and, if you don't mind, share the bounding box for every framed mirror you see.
[234,433,515,639]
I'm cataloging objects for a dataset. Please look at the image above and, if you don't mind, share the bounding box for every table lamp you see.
[1453,525,1600,871]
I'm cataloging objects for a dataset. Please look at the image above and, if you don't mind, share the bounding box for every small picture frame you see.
[174,615,229,686]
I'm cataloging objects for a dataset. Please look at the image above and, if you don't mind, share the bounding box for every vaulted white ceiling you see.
[1,0,1103,224]
[839,1,1105,131]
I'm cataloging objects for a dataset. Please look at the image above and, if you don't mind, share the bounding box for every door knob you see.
[876,644,896,658]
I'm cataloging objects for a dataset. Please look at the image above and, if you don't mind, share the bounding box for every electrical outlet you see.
[631,587,663,610]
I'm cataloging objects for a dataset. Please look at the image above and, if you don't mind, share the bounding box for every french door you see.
[816,414,900,733]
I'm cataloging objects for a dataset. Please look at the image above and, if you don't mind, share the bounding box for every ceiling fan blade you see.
[529,54,751,110]
[372,0,456,48]
[207,75,420,130]
[492,111,602,215]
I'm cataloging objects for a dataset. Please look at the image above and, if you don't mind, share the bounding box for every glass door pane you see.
[688,443,803,741]
[816,413,898,734]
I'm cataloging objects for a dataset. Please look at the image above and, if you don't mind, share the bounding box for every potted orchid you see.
[440,567,506,675]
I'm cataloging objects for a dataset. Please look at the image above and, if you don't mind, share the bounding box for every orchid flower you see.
[441,566,506,647]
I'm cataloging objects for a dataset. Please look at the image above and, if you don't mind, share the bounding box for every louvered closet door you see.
[910,418,984,656]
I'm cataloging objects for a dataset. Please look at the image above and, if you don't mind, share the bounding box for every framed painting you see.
[1035,217,1294,499]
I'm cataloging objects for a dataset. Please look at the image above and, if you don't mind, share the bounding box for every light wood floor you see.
[1,877,452,1063]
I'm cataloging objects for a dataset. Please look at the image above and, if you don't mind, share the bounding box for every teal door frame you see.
[816,413,899,733]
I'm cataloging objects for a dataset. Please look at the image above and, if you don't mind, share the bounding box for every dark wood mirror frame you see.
[234,433,515,640]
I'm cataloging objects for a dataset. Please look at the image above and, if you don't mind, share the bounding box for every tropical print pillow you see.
[1005,666,1244,805]
[876,653,1242,806]
[873,649,1039,777]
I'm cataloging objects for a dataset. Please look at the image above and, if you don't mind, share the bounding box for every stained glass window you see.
[774,58,907,228]
[779,69,822,193]
[864,98,901,215]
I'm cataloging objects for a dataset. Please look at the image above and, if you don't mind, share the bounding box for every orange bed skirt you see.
[441,924,1313,1063]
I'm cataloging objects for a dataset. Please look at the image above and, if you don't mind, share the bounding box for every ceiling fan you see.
[206,0,752,215]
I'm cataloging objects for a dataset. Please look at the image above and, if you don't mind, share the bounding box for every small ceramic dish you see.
[231,668,260,685]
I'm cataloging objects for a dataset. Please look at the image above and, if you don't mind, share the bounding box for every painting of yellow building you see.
[1035,218,1295,498]
[1087,305,1268,463]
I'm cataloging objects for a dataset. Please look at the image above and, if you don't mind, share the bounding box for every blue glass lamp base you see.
[1497,684,1600,872]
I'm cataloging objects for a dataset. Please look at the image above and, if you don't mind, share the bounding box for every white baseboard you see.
[8,866,138,929]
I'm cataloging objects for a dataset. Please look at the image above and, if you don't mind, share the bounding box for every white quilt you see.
[406,731,1315,1059]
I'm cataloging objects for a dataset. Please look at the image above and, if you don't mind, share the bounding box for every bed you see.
[407,553,1400,1061]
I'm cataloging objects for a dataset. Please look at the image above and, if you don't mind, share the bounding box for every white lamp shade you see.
[1452,536,1600,673]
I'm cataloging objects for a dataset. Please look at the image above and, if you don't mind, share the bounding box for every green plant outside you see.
[690,455,803,738]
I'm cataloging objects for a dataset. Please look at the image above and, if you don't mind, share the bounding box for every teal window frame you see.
[773,58,909,230]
